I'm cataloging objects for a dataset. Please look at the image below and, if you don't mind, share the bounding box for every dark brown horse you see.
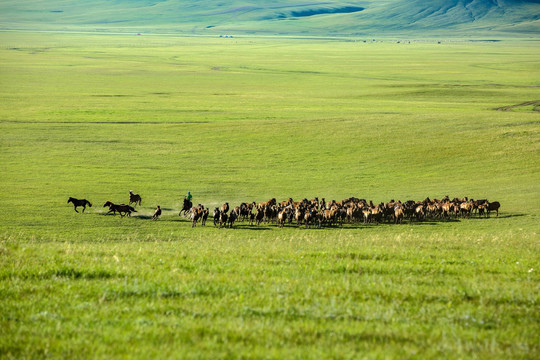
[103,201,136,217]
[201,208,209,226]
[68,197,92,213]
[486,201,501,217]
[179,197,192,216]
[152,205,162,220]
[129,190,142,206]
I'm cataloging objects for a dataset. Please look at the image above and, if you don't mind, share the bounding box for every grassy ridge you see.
[0,0,539,36]
[0,33,539,358]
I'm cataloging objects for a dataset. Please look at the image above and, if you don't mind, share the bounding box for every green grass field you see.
[0,32,539,359]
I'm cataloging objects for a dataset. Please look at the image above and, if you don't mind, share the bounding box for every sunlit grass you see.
[0,33,539,359]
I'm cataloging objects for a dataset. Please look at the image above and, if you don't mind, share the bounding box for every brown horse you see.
[152,205,162,220]
[191,207,202,227]
[221,202,230,214]
[394,204,404,224]
[277,209,287,228]
[68,197,92,213]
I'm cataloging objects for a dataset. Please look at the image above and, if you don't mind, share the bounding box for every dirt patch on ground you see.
[495,100,540,112]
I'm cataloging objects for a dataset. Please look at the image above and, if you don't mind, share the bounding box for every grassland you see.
[0,32,539,359]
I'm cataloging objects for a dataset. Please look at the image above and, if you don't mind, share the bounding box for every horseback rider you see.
[186,191,193,203]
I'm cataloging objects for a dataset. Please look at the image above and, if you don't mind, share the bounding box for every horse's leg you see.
[82,205,86,213]
[74,206,79,213]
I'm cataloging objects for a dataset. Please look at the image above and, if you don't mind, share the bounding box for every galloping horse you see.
[68,197,92,213]
[129,190,142,206]
[103,201,136,217]
[179,197,192,216]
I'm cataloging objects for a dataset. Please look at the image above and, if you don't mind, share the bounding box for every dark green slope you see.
[346,0,540,34]
[0,0,538,37]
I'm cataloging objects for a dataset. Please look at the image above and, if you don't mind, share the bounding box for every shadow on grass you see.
[132,215,153,220]
[222,226,272,231]
[94,212,520,230]
[464,213,525,220]
[493,213,526,219]
[248,227,274,231]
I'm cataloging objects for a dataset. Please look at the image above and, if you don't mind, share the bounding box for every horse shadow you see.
[496,213,526,219]
[132,215,153,220]
[234,225,272,231]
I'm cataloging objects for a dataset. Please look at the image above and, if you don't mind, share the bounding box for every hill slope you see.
[0,0,539,37]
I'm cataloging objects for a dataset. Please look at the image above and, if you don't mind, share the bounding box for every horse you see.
[227,210,237,228]
[179,197,192,217]
[67,197,92,213]
[103,201,136,217]
[221,202,229,214]
[394,204,404,224]
[213,208,220,226]
[277,208,287,228]
[218,211,228,229]
[191,207,202,227]
[201,208,209,226]
[486,201,501,217]
[129,190,142,206]
[152,205,162,220]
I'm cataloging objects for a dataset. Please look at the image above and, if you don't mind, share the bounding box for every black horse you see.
[179,197,192,216]
[68,197,92,213]
[129,190,142,206]
[103,201,136,217]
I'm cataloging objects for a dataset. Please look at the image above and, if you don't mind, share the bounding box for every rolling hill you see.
[0,0,539,37]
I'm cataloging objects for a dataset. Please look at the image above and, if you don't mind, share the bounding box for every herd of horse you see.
[195,196,501,229]
[69,193,501,229]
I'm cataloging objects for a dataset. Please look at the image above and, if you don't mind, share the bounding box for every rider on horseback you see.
[180,192,193,216]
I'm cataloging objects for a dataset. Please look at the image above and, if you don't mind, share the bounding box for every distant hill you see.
[1,0,539,37]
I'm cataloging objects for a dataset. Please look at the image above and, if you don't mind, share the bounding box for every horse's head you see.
[103,201,113,207]
[67,197,73,203]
